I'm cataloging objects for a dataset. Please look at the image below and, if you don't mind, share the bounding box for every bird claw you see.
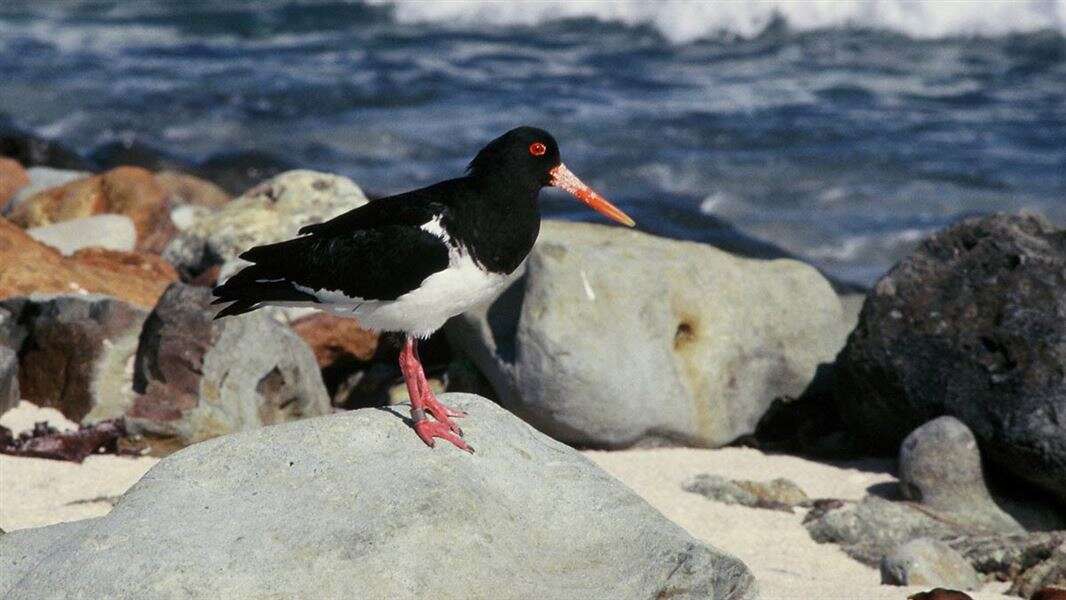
[414,420,474,453]
[423,394,467,419]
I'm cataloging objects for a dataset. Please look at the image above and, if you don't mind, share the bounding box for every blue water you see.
[1,1,1064,285]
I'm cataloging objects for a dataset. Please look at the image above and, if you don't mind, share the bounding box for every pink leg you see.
[411,342,468,420]
[399,337,472,453]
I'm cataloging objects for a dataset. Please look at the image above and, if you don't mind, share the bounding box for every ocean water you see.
[1,0,1064,285]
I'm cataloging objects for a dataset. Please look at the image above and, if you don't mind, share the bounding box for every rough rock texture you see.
[953,532,1066,583]
[155,170,230,208]
[0,157,29,209]
[290,313,380,367]
[683,474,808,512]
[448,220,848,448]
[7,166,173,252]
[0,295,147,423]
[1011,543,1066,598]
[128,283,331,447]
[3,167,90,215]
[26,214,137,255]
[804,496,960,566]
[0,395,757,600]
[880,538,981,590]
[163,169,367,275]
[806,494,1066,583]
[835,214,1066,503]
[899,416,1022,533]
[0,346,18,416]
[0,219,176,308]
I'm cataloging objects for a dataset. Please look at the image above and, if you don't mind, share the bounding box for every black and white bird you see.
[213,126,634,452]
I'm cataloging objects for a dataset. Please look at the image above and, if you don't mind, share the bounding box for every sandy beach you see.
[1,401,1013,599]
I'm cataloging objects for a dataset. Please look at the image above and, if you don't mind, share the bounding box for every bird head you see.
[468,126,635,227]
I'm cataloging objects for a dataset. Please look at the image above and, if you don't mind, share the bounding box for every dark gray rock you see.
[0,395,757,600]
[0,294,147,423]
[953,532,1066,582]
[880,538,981,590]
[128,283,331,448]
[1009,542,1066,598]
[834,213,1066,503]
[0,126,95,171]
[0,345,18,415]
[448,220,848,449]
[899,416,1022,533]
[804,496,960,566]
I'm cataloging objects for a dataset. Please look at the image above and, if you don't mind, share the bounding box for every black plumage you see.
[212,127,560,320]
[212,126,634,451]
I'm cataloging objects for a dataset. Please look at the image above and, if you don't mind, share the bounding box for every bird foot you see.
[414,419,474,453]
[422,393,468,420]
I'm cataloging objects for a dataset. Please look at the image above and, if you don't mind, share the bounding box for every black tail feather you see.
[211,262,317,319]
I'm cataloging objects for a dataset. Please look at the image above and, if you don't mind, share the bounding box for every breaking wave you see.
[373,0,1066,43]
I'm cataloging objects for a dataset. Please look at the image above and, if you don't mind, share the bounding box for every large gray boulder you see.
[128,283,331,447]
[834,213,1066,503]
[163,169,368,275]
[448,220,847,448]
[0,394,757,600]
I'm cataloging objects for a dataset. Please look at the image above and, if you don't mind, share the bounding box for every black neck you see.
[444,173,542,274]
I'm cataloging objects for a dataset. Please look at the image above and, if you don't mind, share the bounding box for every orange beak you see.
[549,163,635,227]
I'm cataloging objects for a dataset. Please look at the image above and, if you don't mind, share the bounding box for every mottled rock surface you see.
[7,166,173,252]
[804,496,960,566]
[881,538,981,590]
[128,283,330,447]
[4,167,90,215]
[163,169,367,275]
[0,395,757,600]
[835,214,1066,503]
[0,219,176,308]
[1010,542,1066,598]
[0,295,146,422]
[683,474,808,512]
[448,220,847,449]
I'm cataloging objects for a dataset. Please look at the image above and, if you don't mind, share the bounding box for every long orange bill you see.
[549,163,635,227]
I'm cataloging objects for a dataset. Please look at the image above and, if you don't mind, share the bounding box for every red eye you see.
[529,142,546,156]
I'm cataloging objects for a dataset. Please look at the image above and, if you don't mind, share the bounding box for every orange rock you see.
[0,217,176,308]
[155,170,231,208]
[7,166,174,252]
[291,313,379,367]
[0,157,29,210]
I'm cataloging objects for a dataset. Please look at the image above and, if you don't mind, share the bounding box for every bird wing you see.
[213,195,453,316]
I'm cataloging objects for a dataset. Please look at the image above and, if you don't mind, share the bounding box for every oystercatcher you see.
[212,126,634,452]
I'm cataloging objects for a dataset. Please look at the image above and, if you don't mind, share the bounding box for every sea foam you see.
[372,0,1066,43]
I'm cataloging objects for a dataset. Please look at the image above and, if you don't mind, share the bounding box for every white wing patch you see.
[420,216,449,243]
